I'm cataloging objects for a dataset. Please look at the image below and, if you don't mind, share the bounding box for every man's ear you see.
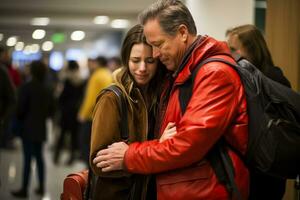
[178,24,188,42]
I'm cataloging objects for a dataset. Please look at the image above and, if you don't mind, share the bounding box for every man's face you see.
[143,19,187,72]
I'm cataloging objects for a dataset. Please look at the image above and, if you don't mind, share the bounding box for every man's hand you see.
[93,142,129,172]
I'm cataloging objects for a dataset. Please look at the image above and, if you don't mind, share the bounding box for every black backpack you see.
[179,56,300,192]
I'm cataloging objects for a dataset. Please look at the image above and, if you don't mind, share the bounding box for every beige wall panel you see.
[266,0,300,91]
[266,0,300,199]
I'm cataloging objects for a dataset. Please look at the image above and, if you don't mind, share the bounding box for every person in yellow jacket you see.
[78,56,112,165]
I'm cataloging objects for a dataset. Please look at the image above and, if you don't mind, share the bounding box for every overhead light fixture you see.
[93,16,109,24]
[31,44,40,53]
[6,36,18,46]
[32,29,46,40]
[15,42,24,51]
[0,33,3,41]
[23,44,40,54]
[111,19,130,29]
[71,30,85,41]
[42,41,54,51]
[31,17,50,26]
[23,45,32,55]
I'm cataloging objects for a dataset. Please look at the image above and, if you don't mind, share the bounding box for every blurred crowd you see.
[0,44,119,198]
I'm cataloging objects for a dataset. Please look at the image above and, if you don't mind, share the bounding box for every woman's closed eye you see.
[130,58,141,63]
[145,57,155,64]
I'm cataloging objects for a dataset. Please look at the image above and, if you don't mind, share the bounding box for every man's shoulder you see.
[196,55,241,84]
[200,55,236,73]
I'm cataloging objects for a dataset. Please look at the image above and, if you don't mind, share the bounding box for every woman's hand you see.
[159,122,177,143]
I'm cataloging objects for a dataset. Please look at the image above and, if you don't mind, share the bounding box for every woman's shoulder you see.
[95,85,130,106]
[265,66,291,88]
[96,87,120,103]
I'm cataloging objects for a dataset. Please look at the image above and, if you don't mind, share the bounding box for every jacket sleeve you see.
[90,91,131,177]
[124,63,243,174]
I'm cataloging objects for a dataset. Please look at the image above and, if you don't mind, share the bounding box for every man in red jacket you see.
[93,0,249,199]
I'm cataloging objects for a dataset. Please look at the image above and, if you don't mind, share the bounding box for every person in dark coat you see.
[0,64,16,147]
[0,45,18,149]
[53,60,84,165]
[226,24,291,200]
[11,60,55,198]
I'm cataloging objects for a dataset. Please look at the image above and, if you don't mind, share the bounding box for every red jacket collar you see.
[174,35,232,85]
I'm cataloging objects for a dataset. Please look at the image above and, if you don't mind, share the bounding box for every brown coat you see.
[90,82,150,200]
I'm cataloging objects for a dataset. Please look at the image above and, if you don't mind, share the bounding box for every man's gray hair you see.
[138,0,197,36]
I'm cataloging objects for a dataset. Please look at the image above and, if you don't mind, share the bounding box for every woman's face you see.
[227,34,249,60]
[128,43,158,87]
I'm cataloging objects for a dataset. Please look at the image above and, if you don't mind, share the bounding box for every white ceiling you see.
[0,0,157,51]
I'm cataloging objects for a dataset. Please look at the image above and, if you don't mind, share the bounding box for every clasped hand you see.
[93,142,129,172]
[93,122,177,172]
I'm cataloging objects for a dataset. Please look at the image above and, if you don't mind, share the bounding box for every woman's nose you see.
[139,61,146,71]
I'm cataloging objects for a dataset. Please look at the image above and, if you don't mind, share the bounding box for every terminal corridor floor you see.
[0,136,86,200]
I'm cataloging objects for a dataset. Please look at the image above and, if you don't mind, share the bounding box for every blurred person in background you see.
[11,60,55,198]
[107,56,121,72]
[77,56,113,166]
[0,45,22,87]
[0,63,16,149]
[53,60,85,165]
[226,24,290,200]
[0,45,20,149]
[226,24,291,87]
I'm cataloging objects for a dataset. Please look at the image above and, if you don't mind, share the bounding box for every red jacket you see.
[7,65,22,87]
[124,36,249,200]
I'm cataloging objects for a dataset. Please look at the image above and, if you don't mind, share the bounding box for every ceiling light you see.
[24,45,32,55]
[71,30,85,41]
[15,42,24,51]
[93,16,109,24]
[42,41,54,51]
[31,44,40,53]
[111,19,130,29]
[6,36,17,46]
[31,17,50,26]
[32,29,46,39]
[0,33,3,41]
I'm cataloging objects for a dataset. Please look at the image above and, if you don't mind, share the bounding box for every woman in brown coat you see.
[89,24,170,200]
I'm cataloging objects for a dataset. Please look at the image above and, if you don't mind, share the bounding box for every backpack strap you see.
[104,85,129,140]
[178,57,242,200]
[179,57,239,114]
[179,59,219,114]
[219,145,243,200]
